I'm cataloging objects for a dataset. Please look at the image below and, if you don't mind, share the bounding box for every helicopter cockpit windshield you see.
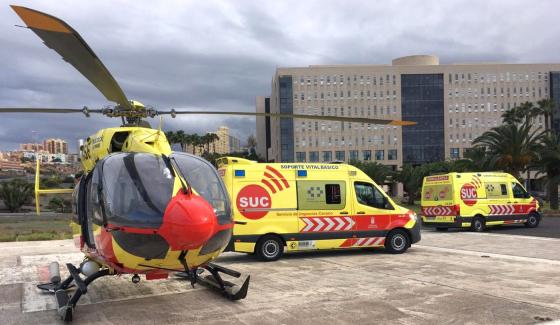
[100,153,174,229]
[169,152,232,225]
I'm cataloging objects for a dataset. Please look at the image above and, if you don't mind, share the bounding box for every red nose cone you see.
[159,192,217,250]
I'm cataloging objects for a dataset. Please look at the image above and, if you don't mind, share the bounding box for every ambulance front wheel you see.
[384,229,410,254]
[525,213,540,228]
[471,216,486,232]
[255,235,284,261]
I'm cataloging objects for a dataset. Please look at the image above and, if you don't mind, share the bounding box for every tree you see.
[48,197,65,213]
[247,135,257,150]
[534,133,560,210]
[536,99,555,131]
[0,179,33,212]
[210,133,220,153]
[395,164,426,205]
[165,131,176,148]
[349,160,394,185]
[502,101,535,125]
[462,147,496,171]
[472,121,545,179]
[201,133,216,153]
[189,134,201,154]
[42,176,62,188]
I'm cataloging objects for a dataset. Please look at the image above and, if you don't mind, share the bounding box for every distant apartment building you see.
[257,55,560,166]
[20,143,44,152]
[43,138,68,154]
[186,126,241,155]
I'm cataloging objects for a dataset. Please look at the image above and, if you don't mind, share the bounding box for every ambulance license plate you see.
[424,216,454,222]
[298,240,316,250]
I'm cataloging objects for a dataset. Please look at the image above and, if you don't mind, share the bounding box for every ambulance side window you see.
[486,182,509,198]
[296,180,346,210]
[354,182,394,210]
[325,184,341,204]
[500,184,508,196]
[511,182,529,199]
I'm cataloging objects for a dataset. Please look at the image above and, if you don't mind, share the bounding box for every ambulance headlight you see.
[408,211,418,222]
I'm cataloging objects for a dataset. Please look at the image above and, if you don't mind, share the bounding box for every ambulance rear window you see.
[325,184,341,204]
[422,184,452,202]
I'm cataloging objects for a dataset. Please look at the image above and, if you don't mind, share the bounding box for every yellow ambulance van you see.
[217,157,421,261]
[421,172,541,232]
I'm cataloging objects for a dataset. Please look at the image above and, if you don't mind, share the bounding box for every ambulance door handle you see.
[357,211,365,215]
[340,211,349,215]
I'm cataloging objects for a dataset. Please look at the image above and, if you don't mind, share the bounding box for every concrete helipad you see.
[0,230,559,324]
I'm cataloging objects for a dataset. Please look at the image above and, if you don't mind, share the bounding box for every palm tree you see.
[463,147,496,171]
[209,133,220,153]
[164,131,176,148]
[175,130,187,152]
[536,99,555,131]
[472,121,545,179]
[502,101,533,125]
[189,134,201,154]
[202,133,214,153]
[534,133,560,210]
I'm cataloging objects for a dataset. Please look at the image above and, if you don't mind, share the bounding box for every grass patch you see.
[0,214,73,242]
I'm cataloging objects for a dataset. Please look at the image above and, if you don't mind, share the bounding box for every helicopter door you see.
[81,168,104,248]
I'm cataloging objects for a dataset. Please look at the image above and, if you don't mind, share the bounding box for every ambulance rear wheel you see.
[525,213,540,228]
[385,229,410,254]
[471,216,486,232]
[256,235,284,261]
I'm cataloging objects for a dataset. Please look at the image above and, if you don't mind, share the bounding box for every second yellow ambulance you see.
[421,172,541,231]
[217,157,421,261]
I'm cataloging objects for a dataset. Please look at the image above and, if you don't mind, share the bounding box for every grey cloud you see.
[2,0,560,152]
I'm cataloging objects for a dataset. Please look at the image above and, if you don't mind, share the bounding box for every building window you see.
[322,151,332,162]
[335,151,346,161]
[309,151,319,162]
[375,150,384,161]
[388,149,397,160]
[296,152,306,162]
[362,150,372,161]
[450,148,460,159]
[349,150,359,161]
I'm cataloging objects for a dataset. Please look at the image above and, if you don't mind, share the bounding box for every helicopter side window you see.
[100,153,174,229]
[169,152,232,225]
[82,169,103,248]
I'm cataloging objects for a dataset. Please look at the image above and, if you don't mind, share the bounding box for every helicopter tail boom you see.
[34,159,74,215]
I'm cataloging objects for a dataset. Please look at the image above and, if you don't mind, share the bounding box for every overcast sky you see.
[1,0,559,152]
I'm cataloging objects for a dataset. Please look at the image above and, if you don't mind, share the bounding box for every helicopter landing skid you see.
[175,262,250,300]
[37,263,112,322]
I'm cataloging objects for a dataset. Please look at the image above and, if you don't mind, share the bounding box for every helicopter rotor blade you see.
[10,6,131,109]
[159,110,416,126]
[0,107,103,115]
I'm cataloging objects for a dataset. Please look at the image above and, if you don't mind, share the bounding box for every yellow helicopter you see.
[1,5,416,322]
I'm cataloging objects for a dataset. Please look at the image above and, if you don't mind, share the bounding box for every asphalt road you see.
[1,231,560,324]
[423,215,560,239]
